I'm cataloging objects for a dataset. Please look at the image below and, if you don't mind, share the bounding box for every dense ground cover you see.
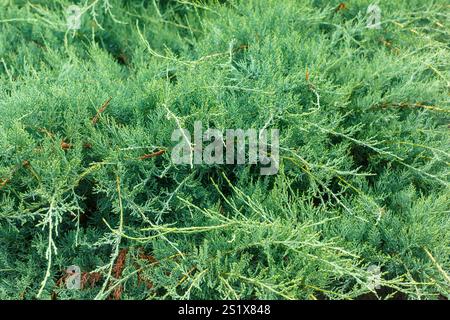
[0,0,449,300]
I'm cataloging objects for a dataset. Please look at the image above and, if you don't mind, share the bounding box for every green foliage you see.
[0,0,449,300]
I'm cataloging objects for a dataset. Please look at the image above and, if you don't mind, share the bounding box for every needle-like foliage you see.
[0,0,448,300]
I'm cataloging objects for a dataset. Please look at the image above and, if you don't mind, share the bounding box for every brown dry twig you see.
[110,248,128,300]
[335,2,347,12]
[92,97,112,125]
[0,161,32,189]
[0,178,10,188]
[136,250,158,289]
[139,149,166,160]
[60,140,72,150]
